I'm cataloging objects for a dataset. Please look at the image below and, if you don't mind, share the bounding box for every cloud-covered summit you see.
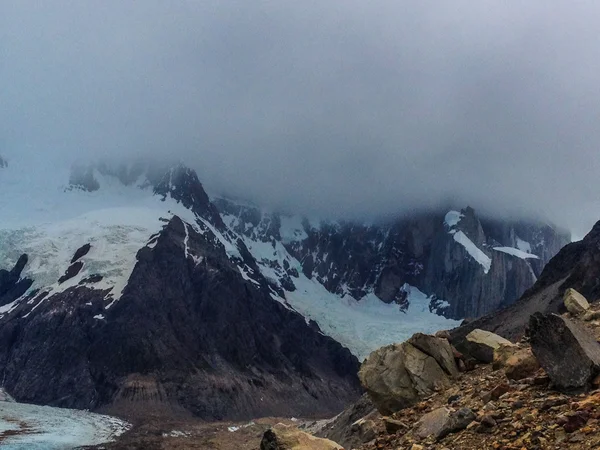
[1,1,599,235]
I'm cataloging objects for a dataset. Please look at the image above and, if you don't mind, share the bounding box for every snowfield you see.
[283,277,461,360]
[0,401,129,449]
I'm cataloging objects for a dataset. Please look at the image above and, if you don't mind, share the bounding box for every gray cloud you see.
[1,1,600,235]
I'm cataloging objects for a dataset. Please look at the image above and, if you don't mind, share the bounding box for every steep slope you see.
[215,200,569,321]
[451,220,600,342]
[0,158,360,420]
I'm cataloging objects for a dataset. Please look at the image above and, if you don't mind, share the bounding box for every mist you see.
[2,1,600,236]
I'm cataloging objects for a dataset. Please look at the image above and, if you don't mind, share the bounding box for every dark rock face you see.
[315,394,377,449]
[529,313,600,391]
[451,220,600,343]
[71,244,92,263]
[0,216,360,420]
[0,254,33,307]
[154,164,225,229]
[0,155,7,168]
[216,200,568,320]
[58,261,84,284]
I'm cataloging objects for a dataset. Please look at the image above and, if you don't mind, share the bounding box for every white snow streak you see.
[493,247,539,259]
[451,231,492,274]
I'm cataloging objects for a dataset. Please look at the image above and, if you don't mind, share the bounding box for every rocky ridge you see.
[216,199,569,320]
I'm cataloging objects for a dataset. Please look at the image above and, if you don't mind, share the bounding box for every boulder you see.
[408,333,460,378]
[564,288,590,316]
[462,329,515,363]
[359,342,452,415]
[260,424,343,450]
[529,313,600,390]
[493,345,539,380]
[414,407,475,440]
[492,344,519,370]
[504,348,540,381]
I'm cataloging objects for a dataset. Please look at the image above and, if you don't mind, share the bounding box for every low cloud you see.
[1,1,599,235]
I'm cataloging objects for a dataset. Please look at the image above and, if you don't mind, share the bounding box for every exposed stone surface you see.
[414,407,475,440]
[529,313,600,390]
[565,288,590,316]
[461,329,514,363]
[71,243,92,263]
[408,333,459,378]
[359,341,453,415]
[503,348,540,381]
[260,424,343,450]
[0,254,33,307]
[493,345,539,380]
[216,200,568,320]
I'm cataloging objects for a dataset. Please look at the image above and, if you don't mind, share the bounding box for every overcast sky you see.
[1,1,599,235]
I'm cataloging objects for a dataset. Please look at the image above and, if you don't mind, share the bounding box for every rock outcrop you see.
[0,254,33,307]
[564,288,590,316]
[261,424,343,450]
[414,407,475,440]
[450,220,600,343]
[216,199,569,321]
[459,329,514,364]
[529,313,600,390]
[359,335,458,415]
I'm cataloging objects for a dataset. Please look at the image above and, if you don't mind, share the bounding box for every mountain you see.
[215,200,569,321]
[0,155,568,419]
[451,219,600,343]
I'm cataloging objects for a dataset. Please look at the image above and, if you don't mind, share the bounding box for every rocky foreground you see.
[278,288,600,450]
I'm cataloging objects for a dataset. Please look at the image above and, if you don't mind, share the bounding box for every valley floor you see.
[84,417,300,450]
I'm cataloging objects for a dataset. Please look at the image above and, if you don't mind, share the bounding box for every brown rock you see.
[490,383,511,401]
[503,348,540,380]
[563,412,589,433]
[480,414,497,428]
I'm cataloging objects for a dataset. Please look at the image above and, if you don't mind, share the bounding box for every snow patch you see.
[279,215,308,243]
[451,231,492,274]
[493,247,540,259]
[516,237,533,253]
[444,210,464,228]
